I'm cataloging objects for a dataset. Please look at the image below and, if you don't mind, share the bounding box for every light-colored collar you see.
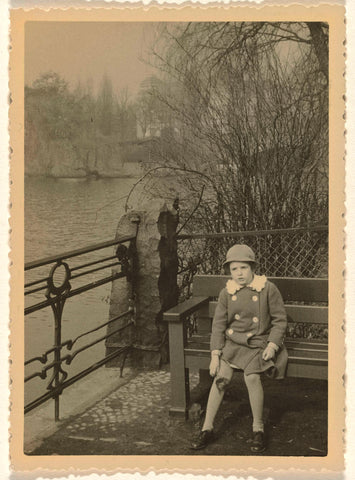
[226,275,267,294]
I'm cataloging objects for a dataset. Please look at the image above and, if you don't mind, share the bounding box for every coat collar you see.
[226,274,267,294]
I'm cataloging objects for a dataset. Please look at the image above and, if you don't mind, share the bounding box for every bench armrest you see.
[163,296,210,323]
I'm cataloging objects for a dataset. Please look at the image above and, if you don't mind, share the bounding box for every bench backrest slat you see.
[193,275,328,303]
[208,302,328,324]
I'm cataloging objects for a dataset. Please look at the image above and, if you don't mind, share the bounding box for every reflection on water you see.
[25,176,136,261]
[25,176,136,405]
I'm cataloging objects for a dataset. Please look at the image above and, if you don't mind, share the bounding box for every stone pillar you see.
[105,199,179,368]
[105,212,138,365]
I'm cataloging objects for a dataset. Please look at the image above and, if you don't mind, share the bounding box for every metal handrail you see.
[24,231,138,420]
[25,234,135,270]
[25,270,127,315]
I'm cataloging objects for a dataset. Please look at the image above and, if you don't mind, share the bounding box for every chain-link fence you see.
[177,226,328,300]
[177,226,328,340]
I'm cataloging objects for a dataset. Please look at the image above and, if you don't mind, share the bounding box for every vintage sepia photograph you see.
[9,4,345,475]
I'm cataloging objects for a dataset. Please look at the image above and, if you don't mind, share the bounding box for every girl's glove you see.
[262,342,278,361]
[209,351,221,376]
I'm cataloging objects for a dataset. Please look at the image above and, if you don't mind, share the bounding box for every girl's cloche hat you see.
[223,244,258,267]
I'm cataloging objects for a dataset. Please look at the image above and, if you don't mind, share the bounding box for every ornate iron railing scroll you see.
[24,231,138,421]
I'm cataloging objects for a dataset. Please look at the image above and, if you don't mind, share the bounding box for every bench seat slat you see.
[286,338,328,348]
[185,355,328,369]
[193,275,328,303]
[286,346,328,355]
[184,350,327,367]
[288,355,327,364]
[185,345,328,359]
[187,334,328,349]
[184,358,328,380]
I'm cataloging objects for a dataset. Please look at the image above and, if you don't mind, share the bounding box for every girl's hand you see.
[262,343,277,361]
[209,355,220,377]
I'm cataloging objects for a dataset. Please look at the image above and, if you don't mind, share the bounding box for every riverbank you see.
[25,172,141,179]
[25,136,157,178]
[24,161,143,179]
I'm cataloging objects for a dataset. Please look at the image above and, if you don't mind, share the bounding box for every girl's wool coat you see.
[210,275,288,378]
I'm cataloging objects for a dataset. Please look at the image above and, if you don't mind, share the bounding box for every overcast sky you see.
[25,22,161,97]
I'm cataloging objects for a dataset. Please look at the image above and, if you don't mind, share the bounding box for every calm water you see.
[24,176,136,405]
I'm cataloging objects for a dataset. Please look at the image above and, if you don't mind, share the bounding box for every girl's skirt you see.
[222,335,288,379]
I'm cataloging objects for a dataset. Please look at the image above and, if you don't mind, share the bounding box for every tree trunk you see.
[306,22,329,82]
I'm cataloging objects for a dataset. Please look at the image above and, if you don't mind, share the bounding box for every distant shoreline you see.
[24,173,142,180]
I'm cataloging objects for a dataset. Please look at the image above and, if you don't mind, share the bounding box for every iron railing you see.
[24,230,138,420]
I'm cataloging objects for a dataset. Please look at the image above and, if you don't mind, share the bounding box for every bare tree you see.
[96,74,115,136]
[141,22,328,235]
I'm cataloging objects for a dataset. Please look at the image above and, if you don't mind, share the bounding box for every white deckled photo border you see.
[5,1,351,479]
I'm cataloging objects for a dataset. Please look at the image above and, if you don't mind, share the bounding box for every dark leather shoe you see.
[250,431,266,453]
[190,430,214,450]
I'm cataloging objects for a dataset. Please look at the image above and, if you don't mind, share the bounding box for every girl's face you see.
[229,261,254,286]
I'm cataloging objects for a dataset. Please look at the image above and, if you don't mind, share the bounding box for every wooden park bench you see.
[163,275,328,418]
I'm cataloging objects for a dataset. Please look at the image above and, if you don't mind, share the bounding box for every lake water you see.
[24,176,137,406]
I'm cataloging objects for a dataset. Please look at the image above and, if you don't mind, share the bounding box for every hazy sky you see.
[25,22,161,97]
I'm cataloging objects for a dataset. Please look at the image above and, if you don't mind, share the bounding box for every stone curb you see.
[24,366,137,453]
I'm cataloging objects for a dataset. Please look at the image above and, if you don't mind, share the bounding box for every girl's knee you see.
[215,361,233,392]
[219,360,234,378]
[244,373,262,386]
[215,375,231,392]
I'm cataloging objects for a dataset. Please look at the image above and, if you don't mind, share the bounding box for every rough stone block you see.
[106,198,179,368]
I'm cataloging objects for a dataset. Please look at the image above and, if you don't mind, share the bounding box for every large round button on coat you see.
[232,295,237,301]
[228,329,234,335]
[252,317,259,323]
[252,295,258,302]
[234,314,240,320]
[247,332,252,338]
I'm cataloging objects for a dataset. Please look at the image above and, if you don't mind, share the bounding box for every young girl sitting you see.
[190,244,288,453]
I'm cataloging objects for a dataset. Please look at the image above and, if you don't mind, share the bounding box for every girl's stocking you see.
[202,360,233,431]
[244,373,264,432]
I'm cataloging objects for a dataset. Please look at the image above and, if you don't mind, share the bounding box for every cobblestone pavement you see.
[29,368,328,456]
[62,369,199,440]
